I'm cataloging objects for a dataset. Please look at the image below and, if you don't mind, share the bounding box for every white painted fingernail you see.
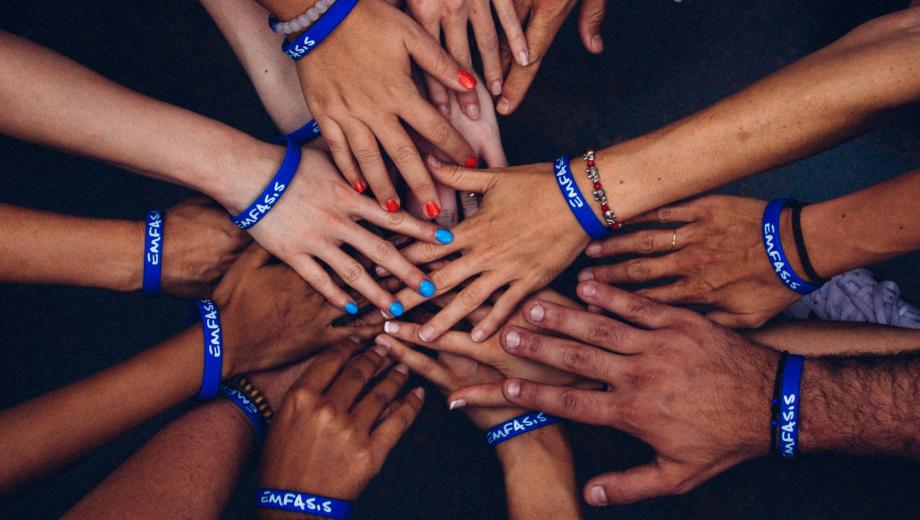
[517,50,530,66]
[505,380,521,398]
[384,321,399,334]
[395,363,409,375]
[418,325,434,342]
[589,485,608,505]
[448,399,466,410]
[471,329,486,342]
[489,80,502,96]
[505,330,520,349]
[375,265,388,277]
[528,303,545,322]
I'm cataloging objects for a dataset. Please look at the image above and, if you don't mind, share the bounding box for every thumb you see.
[585,463,676,506]
[578,0,607,54]
[407,24,477,93]
[425,155,498,193]
[447,383,509,408]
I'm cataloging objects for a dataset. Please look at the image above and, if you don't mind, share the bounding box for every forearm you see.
[0,327,202,494]
[64,399,255,519]
[0,205,142,291]
[577,8,920,222]
[496,426,580,520]
[200,0,314,133]
[0,31,280,210]
[748,321,920,356]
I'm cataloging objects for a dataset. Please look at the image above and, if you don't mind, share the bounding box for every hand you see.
[159,197,251,299]
[407,0,525,116]
[496,0,607,115]
[295,0,477,214]
[390,157,591,342]
[211,244,382,376]
[236,147,453,314]
[485,281,776,505]
[582,195,803,328]
[259,342,424,502]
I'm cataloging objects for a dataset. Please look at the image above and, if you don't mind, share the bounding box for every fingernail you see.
[372,344,388,357]
[427,155,443,168]
[419,279,436,298]
[449,399,467,410]
[465,103,480,120]
[425,201,441,218]
[384,320,399,334]
[438,104,450,117]
[505,380,521,398]
[505,330,520,349]
[388,301,405,318]
[592,35,604,53]
[352,180,366,193]
[385,199,400,213]
[581,282,597,297]
[418,325,434,342]
[589,485,608,506]
[471,329,485,342]
[458,70,477,90]
[344,301,359,315]
[375,265,388,277]
[586,243,601,256]
[517,50,529,67]
[528,303,544,322]
[489,79,502,96]
[496,97,510,114]
[464,155,478,168]
[579,270,595,281]
[395,363,409,375]
[435,228,454,244]
[412,387,426,400]
[380,309,391,319]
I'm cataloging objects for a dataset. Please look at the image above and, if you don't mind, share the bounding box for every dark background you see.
[2,0,920,518]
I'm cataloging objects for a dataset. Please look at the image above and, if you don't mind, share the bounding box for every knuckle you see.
[434,49,453,76]
[410,180,436,198]
[428,121,451,147]
[626,260,651,282]
[636,232,656,254]
[354,147,382,164]
[392,144,420,167]
[561,346,590,371]
[560,389,581,412]
[342,261,365,283]
[459,285,483,306]
[373,240,397,262]
[589,324,611,343]
[387,209,407,226]
[657,207,673,222]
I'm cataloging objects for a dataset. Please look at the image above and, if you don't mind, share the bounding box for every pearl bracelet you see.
[269,0,338,36]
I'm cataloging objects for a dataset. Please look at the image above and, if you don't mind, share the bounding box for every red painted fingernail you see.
[385,199,400,213]
[425,201,441,218]
[464,156,478,168]
[352,180,366,193]
[458,70,477,90]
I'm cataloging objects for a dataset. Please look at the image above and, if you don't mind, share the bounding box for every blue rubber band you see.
[282,0,358,60]
[142,210,163,295]
[275,119,321,146]
[777,354,804,458]
[220,384,267,445]
[231,138,302,230]
[552,155,611,240]
[196,299,223,400]
[256,488,353,519]
[485,411,561,447]
[761,199,819,295]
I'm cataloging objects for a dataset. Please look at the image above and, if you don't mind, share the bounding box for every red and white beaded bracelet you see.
[583,149,621,230]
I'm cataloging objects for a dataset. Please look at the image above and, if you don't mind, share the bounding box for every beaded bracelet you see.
[583,149,621,230]
[269,0,338,36]
[231,375,274,423]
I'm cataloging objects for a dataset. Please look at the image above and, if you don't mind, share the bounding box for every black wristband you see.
[790,202,828,285]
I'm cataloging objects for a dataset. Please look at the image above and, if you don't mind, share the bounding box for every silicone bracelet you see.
[256,488,353,519]
[231,138,302,230]
[761,199,819,295]
[275,119,321,146]
[220,384,268,445]
[142,210,163,295]
[485,411,561,447]
[196,299,223,400]
[282,0,358,60]
[775,353,804,458]
[552,155,611,240]
[790,202,828,284]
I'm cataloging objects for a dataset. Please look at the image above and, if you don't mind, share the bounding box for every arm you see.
[748,320,920,356]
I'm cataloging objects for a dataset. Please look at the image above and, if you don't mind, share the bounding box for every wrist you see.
[210,138,287,215]
[104,219,145,292]
[777,206,810,284]
[495,423,569,470]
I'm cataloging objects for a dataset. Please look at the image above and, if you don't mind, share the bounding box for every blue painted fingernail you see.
[344,302,359,315]
[435,228,454,244]
[419,279,436,298]
[388,301,405,318]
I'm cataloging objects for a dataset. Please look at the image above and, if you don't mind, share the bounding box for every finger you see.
[469,0,504,96]
[326,345,387,408]
[352,363,410,429]
[371,387,425,455]
[636,281,713,306]
[514,300,647,353]
[501,326,624,381]
[434,181,459,228]
[376,334,451,388]
[382,320,502,366]
[341,119,396,207]
[398,239,468,277]
[415,274,503,342]
[625,202,701,225]
[493,0,528,68]
[706,310,762,330]
[407,24,477,93]
[354,196,454,246]
[447,382,510,409]
[425,155,498,193]
[401,99,476,169]
[497,8,565,114]
[581,255,682,285]
[502,379,615,427]
[586,464,679,506]
[576,281,686,330]
[585,228,688,258]
[468,282,533,342]
[317,117,366,194]
[417,18,451,115]
[578,0,607,54]
[327,323,385,344]
[428,291,492,325]
[288,255,358,315]
[322,246,400,314]
[292,341,363,393]
[442,13,480,120]
[370,117,440,214]
[342,223,432,299]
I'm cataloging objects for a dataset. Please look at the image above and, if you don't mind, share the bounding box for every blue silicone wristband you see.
[142,210,163,295]
[256,488,353,519]
[761,199,819,295]
[485,411,561,447]
[231,138,302,230]
[776,354,804,458]
[275,119,321,146]
[196,299,223,400]
[220,384,267,445]
[282,0,358,60]
[553,155,611,240]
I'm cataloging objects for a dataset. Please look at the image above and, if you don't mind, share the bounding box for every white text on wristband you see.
[196,299,223,400]
[231,139,302,230]
[256,488,353,519]
[142,210,162,294]
[485,411,561,447]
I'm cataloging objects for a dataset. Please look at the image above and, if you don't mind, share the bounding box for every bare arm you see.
[748,320,920,356]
